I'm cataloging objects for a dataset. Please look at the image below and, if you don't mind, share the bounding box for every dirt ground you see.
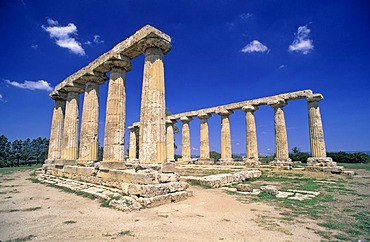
[0,170,323,242]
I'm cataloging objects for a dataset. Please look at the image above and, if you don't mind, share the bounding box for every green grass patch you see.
[0,165,42,175]
[187,179,211,189]
[337,163,370,170]
[5,234,36,242]
[63,220,77,224]
[118,230,134,236]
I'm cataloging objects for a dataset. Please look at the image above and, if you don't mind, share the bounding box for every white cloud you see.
[84,40,92,45]
[278,64,285,69]
[93,34,104,44]
[289,25,314,54]
[42,18,85,56]
[191,147,199,151]
[5,80,53,92]
[31,44,38,49]
[239,13,253,21]
[0,94,3,102]
[241,40,269,53]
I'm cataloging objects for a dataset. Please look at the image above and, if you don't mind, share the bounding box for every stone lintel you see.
[307,93,324,102]
[51,25,171,99]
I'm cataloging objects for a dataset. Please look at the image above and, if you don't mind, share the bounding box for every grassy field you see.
[338,163,370,170]
[0,164,42,175]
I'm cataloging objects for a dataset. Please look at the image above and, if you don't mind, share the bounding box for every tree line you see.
[0,134,49,167]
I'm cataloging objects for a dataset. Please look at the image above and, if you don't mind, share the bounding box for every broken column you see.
[269,99,292,165]
[197,113,214,165]
[242,105,260,166]
[306,94,334,167]
[138,38,171,164]
[103,57,132,163]
[218,109,234,165]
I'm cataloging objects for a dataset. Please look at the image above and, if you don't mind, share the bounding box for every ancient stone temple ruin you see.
[42,25,337,210]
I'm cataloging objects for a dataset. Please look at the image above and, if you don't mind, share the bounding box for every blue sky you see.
[0,0,369,155]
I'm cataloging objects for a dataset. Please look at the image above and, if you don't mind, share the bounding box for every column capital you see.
[104,55,132,72]
[180,116,193,123]
[269,99,287,108]
[242,105,259,113]
[166,119,177,125]
[77,70,107,85]
[50,91,67,101]
[61,82,85,93]
[138,37,172,55]
[217,109,233,117]
[197,113,212,120]
[307,94,324,102]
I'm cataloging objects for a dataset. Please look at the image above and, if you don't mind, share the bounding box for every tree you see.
[0,135,11,166]
[289,147,309,162]
[210,151,221,161]
[11,139,23,166]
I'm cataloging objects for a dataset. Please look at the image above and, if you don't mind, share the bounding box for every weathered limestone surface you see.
[128,125,139,162]
[198,170,261,188]
[218,110,234,165]
[47,97,66,162]
[306,94,334,166]
[61,91,81,161]
[78,82,100,164]
[269,100,291,164]
[179,117,192,164]
[166,120,176,162]
[197,113,213,165]
[139,46,169,164]
[103,64,130,162]
[242,105,259,165]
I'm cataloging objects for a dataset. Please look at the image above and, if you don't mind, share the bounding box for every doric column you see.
[197,113,214,165]
[78,82,100,165]
[127,125,139,163]
[306,94,334,166]
[61,91,81,161]
[269,100,292,164]
[179,116,192,164]
[46,95,66,163]
[242,105,260,165]
[218,109,234,165]
[139,39,171,164]
[103,57,132,163]
[166,120,176,162]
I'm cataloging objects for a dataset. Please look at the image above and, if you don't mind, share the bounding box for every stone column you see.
[103,57,132,163]
[139,43,170,164]
[269,100,292,165]
[127,125,139,163]
[46,95,66,163]
[306,94,334,166]
[197,113,214,165]
[179,116,192,165]
[242,105,260,166]
[166,120,176,162]
[78,82,100,165]
[61,91,81,162]
[218,109,234,165]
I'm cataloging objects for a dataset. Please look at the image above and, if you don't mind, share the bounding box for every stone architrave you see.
[242,105,260,166]
[197,113,214,165]
[306,94,334,166]
[78,82,100,165]
[61,91,81,161]
[139,41,171,164]
[269,100,292,164]
[178,117,192,164]
[103,57,132,163]
[166,120,176,162]
[218,109,234,165]
[127,125,139,163]
[46,95,66,163]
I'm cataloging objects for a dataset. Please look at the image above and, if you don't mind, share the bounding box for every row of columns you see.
[47,40,171,165]
[127,96,329,165]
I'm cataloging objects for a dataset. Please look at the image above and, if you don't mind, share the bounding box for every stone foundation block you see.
[237,184,253,192]
[76,167,95,176]
[99,161,126,171]
[161,162,176,173]
[156,173,180,183]
[63,165,78,174]
[122,182,188,198]
[176,158,192,165]
[196,159,215,165]
[219,158,234,166]
[137,191,189,208]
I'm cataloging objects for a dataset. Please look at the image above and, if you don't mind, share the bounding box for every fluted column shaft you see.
[270,100,291,162]
[78,82,100,164]
[219,110,234,164]
[180,117,192,161]
[103,66,128,162]
[199,114,211,160]
[139,47,167,164]
[242,105,259,162]
[166,120,176,162]
[61,92,80,160]
[47,98,65,161]
[307,95,327,158]
[128,126,138,160]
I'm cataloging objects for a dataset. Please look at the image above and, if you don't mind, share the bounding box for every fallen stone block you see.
[260,185,279,196]
[236,184,253,192]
